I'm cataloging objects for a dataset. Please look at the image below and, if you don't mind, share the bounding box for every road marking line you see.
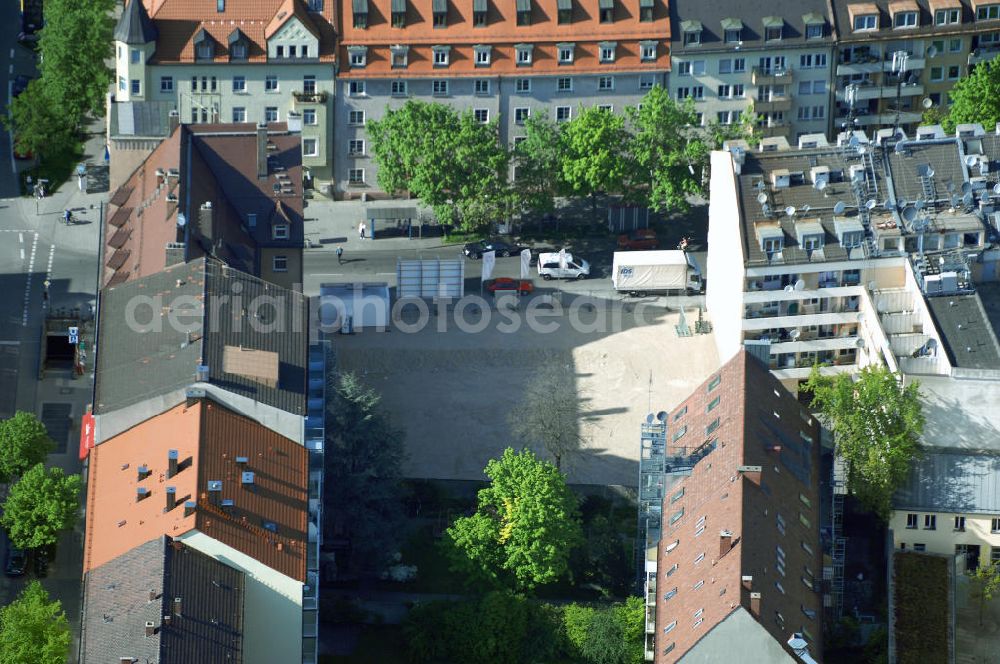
[19,233,23,243]
[19,248,24,260]
[22,233,37,326]
[376,272,395,275]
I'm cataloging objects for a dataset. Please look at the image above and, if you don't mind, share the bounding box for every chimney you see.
[145,621,156,637]
[136,487,150,503]
[167,450,178,479]
[737,464,762,486]
[137,465,151,482]
[256,122,268,178]
[163,614,172,628]
[172,597,182,617]
[720,530,733,557]
[148,590,159,602]
[183,501,196,517]
[207,480,223,505]
[241,471,255,490]
[168,109,179,135]
[742,575,753,590]
[165,486,177,511]
[198,202,215,254]
[221,498,234,514]
[236,456,249,466]
[750,592,761,617]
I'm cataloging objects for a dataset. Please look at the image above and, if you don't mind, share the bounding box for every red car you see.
[485,278,534,295]
[617,228,658,250]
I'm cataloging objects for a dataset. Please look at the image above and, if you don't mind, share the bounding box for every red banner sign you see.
[79,412,95,460]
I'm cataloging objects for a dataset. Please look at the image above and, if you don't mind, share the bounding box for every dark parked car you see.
[5,546,26,577]
[463,239,526,259]
[12,75,32,98]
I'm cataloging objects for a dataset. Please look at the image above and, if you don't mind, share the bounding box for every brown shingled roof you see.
[84,399,308,582]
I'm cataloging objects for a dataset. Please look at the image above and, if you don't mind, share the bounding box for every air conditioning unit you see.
[970,176,988,190]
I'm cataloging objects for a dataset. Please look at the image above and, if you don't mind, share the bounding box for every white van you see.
[536,252,590,280]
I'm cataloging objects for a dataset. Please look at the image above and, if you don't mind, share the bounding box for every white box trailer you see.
[612,250,703,296]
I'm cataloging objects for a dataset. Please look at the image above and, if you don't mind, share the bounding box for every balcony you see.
[753,97,792,113]
[970,46,1000,66]
[293,90,329,104]
[752,66,793,85]
[760,122,791,138]
[835,82,923,102]
[834,110,923,127]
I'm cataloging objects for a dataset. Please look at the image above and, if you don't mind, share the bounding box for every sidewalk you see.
[303,197,459,253]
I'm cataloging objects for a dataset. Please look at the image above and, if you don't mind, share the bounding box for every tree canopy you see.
[508,360,587,470]
[512,112,564,216]
[1,464,81,549]
[943,58,1000,133]
[0,581,72,664]
[969,560,1000,627]
[804,366,924,520]
[559,106,632,221]
[563,597,645,664]
[445,448,582,591]
[0,412,54,484]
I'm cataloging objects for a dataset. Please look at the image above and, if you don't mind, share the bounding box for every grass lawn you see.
[323,626,407,664]
[894,552,949,664]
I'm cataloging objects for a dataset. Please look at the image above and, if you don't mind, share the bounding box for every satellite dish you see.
[927,338,937,349]
[866,199,877,210]
[757,192,768,204]
[833,201,847,215]
[848,135,859,148]
[177,213,187,227]
[794,279,806,291]
[951,194,961,208]
[993,183,1000,196]
[856,338,866,348]
[962,182,973,195]
[802,204,811,213]
[789,329,801,340]
[645,413,655,424]
[926,165,935,178]
[784,284,795,293]
[816,179,828,191]
[656,411,669,423]
[902,206,918,223]
[922,97,934,109]
[785,206,797,217]
[965,156,979,168]
[857,145,868,155]
[927,44,938,58]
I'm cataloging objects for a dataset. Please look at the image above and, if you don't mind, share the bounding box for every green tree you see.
[626,88,709,213]
[1,464,81,549]
[921,105,949,128]
[446,448,582,591]
[37,0,115,121]
[0,412,54,484]
[943,57,1000,133]
[705,108,759,149]
[563,597,644,664]
[508,360,587,470]
[3,82,76,161]
[512,112,564,216]
[0,581,71,664]
[451,112,513,232]
[804,366,924,520]
[326,372,406,574]
[559,106,633,224]
[968,560,1000,627]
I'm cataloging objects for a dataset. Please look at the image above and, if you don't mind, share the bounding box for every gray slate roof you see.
[894,451,1000,514]
[81,536,245,664]
[114,0,158,45]
[95,257,308,415]
[670,0,833,49]
[110,101,177,139]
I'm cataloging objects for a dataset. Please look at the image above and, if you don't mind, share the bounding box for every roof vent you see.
[241,471,255,487]
[136,487,150,502]
[221,498,234,513]
[236,456,249,464]
[166,486,177,511]
[137,465,151,482]
[183,501,196,518]
[145,621,156,637]
[167,449,178,479]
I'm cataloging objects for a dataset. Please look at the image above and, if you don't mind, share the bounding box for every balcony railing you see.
[751,67,793,85]
[293,90,329,103]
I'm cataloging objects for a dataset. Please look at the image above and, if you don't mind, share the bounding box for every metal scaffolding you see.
[637,412,668,662]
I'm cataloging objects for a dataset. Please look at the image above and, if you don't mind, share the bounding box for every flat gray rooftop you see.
[894,451,1000,514]
[918,375,1000,452]
[925,294,1000,370]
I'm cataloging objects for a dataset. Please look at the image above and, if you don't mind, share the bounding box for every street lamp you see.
[891,50,910,135]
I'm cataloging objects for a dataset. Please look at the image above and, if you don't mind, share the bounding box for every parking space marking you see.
[21,233,37,327]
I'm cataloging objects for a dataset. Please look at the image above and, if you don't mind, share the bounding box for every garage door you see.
[397,259,464,299]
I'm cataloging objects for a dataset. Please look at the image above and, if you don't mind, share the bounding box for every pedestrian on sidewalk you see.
[358,221,366,240]
[336,246,344,264]
[63,209,72,226]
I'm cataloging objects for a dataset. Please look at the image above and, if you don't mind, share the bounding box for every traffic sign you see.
[68,326,79,336]
[69,334,79,344]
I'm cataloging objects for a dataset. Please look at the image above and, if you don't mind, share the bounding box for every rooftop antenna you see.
[833,201,847,215]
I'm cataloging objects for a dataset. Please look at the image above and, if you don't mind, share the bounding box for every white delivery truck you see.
[612,250,703,296]
[536,252,591,280]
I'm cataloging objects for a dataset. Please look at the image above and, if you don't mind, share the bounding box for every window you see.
[806,23,823,38]
[303,109,317,125]
[930,66,944,82]
[914,543,926,552]
[765,25,783,41]
[197,42,213,59]
[434,6,447,26]
[348,139,365,155]
[600,2,613,22]
[200,76,207,91]
[707,396,720,412]
[775,581,785,594]
[694,552,705,564]
[854,14,877,30]
[349,110,365,125]
[992,518,1000,533]
[233,76,246,92]
[802,540,814,555]
[231,42,247,59]
[393,6,406,27]
[434,47,450,66]
[671,487,684,504]
[936,8,960,24]
[289,45,297,57]
[732,84,745,98]
[641,42,656,60]
[777,513,786,535]
[516,78,531,93]
[799,493,812,508]
[799,512,811,528]
[391,47,409,68]
[273,223,290,239]
[673,425,687,441]
[160,76,174,93]
[708,375,721,391]
[515,108,530,124]
[993,547,1000,563]
[664,587,678,600]
[677,62,692,76]
[354,10,368,27]
[303,75,317,94]
[475,79,490,95]
[559,46,574,63]
[272,256,288,272]
[557,77,572,92]
[894,11,917,27]
[348,168,365,184]
[391,80,408,96]
[683,30,700,46]
[350,48,367,67]
[725,28,741,44]
[599,76,614,90]
[516,46,533,65]
[349,80,365,96]
[475,47,491,66]
[517,5,531,25]
[217,0,225,10]
[474,108,489,123]
[691,86,704,100]
[559,2,572,23]
[978,4,1000,20]
[924,515,937,530]
[232,107,246,122]
[705,418,719,435]
[954,516,966,531]
[949,38,963,52]
[131,49,141,64]
[639,76,654,90]
[670,508,684,524]
[600,44,616,63]
[264,107,278,122]
[664,621,677,634]
[718,59,732,74]
[733,57,746,72]
[131,79,141,95]
[210,76,217,92]
[265,75,278,92]
[556,106,571,122]
[693,580,704,590]
[948,65,961,79]
[432,80,449,95]
[474,7,486,25]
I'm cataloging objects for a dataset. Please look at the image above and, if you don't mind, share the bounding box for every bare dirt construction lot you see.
[332,295,719,486]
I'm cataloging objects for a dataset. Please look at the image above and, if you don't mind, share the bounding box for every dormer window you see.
[433,0,447,27]
[390,44,409,68]
[599,0,614,23]
[516,0,531,25]
[473,0,487,26]
[722,18,742,43]
[803,12,825,38]
[515,43,534,66]
[392,0,406,27]
[194,29,215,60]
[936,7,960,24]
[763,17,783,41]
[640,40,657,61]
[558,42,575,64]
[558,0,572,23]
[978,3,1000,19]
[681,20,702,46]
[474,45,492,66]
[853,13,878,30]
[353,0,368,27]
[599,41,617,63]
[893,4,918,28]
[432,45,451,67]
[228,30,249,60]
[639,0,652,22]
[348,46,367,68]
